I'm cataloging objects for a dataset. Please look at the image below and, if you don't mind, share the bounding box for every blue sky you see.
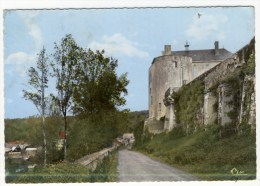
[4,7,254,118]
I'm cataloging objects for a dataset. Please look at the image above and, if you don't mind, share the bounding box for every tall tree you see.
[72,49,129,118]
[23,47,49,166]
[66,49,129,159]
[51,34,80,160]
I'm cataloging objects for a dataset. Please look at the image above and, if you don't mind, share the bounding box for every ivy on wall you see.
[172,80,204,134]
[171,49,255,136]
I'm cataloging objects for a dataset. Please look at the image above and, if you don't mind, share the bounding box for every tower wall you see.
[192,61,220,79]
[149,55,193,120]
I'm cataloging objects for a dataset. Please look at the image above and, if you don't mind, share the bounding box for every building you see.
[147,41,232,132]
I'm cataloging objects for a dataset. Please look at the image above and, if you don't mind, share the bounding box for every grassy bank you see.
[6,152,118,183]
[134,125,256,181]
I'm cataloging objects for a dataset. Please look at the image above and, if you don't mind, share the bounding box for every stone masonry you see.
[146,41,232,133]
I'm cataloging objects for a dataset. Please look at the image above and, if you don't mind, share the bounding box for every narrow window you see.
[159,103,161,112]
[172,60,177,68]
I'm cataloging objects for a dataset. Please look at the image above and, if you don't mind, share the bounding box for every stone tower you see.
[148,45,193,120]
[147,41,232,133]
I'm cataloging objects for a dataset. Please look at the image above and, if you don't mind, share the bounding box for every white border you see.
[0,0,259,186]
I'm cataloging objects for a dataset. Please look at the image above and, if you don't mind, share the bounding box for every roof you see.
[172,48,232,62]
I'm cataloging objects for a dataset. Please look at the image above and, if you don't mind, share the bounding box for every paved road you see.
[117,149,198,182]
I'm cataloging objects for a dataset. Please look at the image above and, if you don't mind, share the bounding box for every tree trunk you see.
[64,115,67,161]
[42,116,47,167]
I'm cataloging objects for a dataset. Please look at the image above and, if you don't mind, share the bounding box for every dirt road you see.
[117,149,198,182]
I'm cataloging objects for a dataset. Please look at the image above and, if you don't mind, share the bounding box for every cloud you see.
[5,52,35,65]
[5,52,35,77]
[186,13,228,41]
[18,10,43,50]
[88,33,149,58]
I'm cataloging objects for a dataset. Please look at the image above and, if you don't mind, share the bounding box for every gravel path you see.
[117,149,198,182]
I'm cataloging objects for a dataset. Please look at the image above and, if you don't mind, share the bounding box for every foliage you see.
[133,120,144,147]
[216,51,255,134]
[6,153,118,183]
[7,162,90,183]
[50,34,129,161]
[67,111,129,161]
[5,117,64,163]
[90,152,118,182]
[6,33,130,182]
[128,110,148,132]
[5,118,42,146]
[133,123,155,150]
[23,48,49,115]
[172,80,204,134]
[72,49,129,117]
[22,47,49,166]
[242,52,255,76]
[51,34,82,160]
[137,126,256,180]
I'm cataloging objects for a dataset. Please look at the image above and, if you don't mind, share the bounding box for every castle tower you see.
[147,41,232,133]
[148,45,193,120]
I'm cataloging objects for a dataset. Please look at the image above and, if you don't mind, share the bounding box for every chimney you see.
[185,41,189,51]
[214,41,219,55]
[164,45,172,55]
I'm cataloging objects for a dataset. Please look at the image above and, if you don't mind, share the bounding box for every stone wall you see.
[147,38,254,134]
[148,46,223,122]
[144,119,164,134]
[164,38,255,132]
[164,87,179,131]
[217,83,233,126]
[149,54,193,120]
[192,61,220,79]
[76,147,115,171]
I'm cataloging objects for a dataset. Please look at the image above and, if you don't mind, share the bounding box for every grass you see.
[6,152,118,183]
[135,126,256,181]
[90,152,118,182]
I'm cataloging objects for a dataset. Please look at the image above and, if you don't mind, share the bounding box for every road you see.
[117,149,198,182]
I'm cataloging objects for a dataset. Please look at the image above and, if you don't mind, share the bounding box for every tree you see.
[23,47,49,166]
[72,49,129,118]
[51,34,80,160]
[45,95,61,117]
[69,49,129,156]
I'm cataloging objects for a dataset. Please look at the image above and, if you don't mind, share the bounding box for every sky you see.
[3,7,255,119]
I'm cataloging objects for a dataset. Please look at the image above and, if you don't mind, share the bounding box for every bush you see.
[7,162,91,183]
[7,152,118,183]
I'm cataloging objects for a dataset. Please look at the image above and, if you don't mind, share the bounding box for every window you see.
[172,60,177,68]
[173,61,177,68]
[159,103,161,112]
[151,96,153,105]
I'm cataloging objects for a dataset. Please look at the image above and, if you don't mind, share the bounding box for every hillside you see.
[133,39,256,181]
[134,125,256,180]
